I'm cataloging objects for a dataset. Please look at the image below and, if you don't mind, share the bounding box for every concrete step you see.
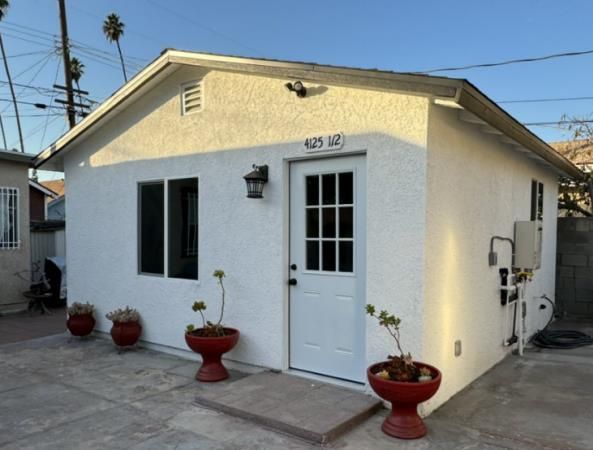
[194,370,382,444]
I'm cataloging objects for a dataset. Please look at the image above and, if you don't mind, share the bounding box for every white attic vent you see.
[181,80,203,115]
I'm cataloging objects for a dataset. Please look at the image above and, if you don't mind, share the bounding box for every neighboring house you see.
[47,196,65,220]
[550,140,593,173]
[34,51,582,412]
[0,149,33,313]
[42,179,66,220]
[29,179,58,222]
[549,140,593,216]
[41,178,65,197]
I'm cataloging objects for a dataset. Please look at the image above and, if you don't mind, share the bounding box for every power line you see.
[498,96,593,105]
[1,53,54,115]
[6,113,63,118]
[145,0,263,55]
[415,48,593,74]
[0,80,58,95]
[10,114,62,149]
[11,52,54,80]
[3,50,50,59]
[1,21,146,66]
[0,97,66,110]
[523,120,593,126]
[0,31,58,49]
[71,46,141,72]
[40,59,63,148]
[0,24,143,74]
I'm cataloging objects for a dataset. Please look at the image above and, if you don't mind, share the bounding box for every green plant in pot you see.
[366,304,442,440]
[185,269,239,382]
[106,306,142,348]
[66,302,96,337]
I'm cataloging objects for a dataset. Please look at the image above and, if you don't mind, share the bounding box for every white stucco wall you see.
[422,104,558,412]
[63,66,430,373]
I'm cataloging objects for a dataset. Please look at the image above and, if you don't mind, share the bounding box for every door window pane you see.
[306,176,319,206]
[306,241,320,270]
[339,207,353,238]
[322,207,336,238]
[168,178,198,280]
[322,174,336,205]
[139,182,164,275]
[322,240,336,271]
[339,172,353,204]
[306,209,319,238]
[339,241,353,272]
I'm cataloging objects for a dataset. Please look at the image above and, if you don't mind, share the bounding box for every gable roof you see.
[33,49,583,179]
[29,179,59,198]
[41,179,65,197]
[0,149,34,165]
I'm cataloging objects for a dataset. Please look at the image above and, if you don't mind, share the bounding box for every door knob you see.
[290,264,297,270]
[288,278,297,286]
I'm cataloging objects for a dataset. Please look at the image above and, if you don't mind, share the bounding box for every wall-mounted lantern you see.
[243,164,269,198]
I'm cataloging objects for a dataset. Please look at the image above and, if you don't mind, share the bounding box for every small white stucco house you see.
[34,51,582,412]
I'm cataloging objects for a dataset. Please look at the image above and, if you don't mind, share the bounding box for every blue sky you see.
[3,1,593,179]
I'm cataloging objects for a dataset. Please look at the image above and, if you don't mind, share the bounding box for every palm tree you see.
[69,57,85,116]
[102,13,127,82]
[0,0,23,151]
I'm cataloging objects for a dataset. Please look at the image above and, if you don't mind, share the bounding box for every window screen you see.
[168,178,198,280]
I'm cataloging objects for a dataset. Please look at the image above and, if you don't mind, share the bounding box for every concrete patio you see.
[1,326,592,449]
[0,306,66,345]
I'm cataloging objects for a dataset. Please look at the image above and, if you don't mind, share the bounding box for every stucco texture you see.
[422,104,558,412]
[0,160,30,312]
[63,66,429,374]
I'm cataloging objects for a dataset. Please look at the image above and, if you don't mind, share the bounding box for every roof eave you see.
[0,150,34,166]
[33,52,173,170]
[456,81,583,180]
[33,49,583,180]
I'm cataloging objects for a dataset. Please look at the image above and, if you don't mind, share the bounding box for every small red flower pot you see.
[66,313,95,337]
[368,361,442,439]
[110,321,142,347]
[185,328,240,382]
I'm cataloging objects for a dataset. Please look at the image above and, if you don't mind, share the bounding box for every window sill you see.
[137,273,201,285]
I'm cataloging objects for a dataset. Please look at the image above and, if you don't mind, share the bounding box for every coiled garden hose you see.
[530,295,593,349]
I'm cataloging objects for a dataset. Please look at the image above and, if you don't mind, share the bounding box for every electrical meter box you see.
[514,220,542,271]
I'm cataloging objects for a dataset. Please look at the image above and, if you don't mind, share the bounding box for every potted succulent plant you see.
[66,302,95,337]
[105,306,142,347]
[366,305,442,440]
[185,269,239,382]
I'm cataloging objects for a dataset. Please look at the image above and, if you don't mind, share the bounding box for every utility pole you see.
[0,34,24,151]
[57,0,76,129]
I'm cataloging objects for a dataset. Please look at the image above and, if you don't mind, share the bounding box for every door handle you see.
[288,278,297,286]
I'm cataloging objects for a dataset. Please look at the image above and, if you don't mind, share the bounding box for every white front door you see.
[289,156,366,382]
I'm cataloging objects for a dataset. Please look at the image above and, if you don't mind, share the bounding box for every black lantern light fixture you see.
[243,164,269,198]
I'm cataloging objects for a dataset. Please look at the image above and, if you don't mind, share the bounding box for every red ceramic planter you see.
[66,313,95,337]
[367,361,442,439]
[185,328,239,382]
[110,321,142,347]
